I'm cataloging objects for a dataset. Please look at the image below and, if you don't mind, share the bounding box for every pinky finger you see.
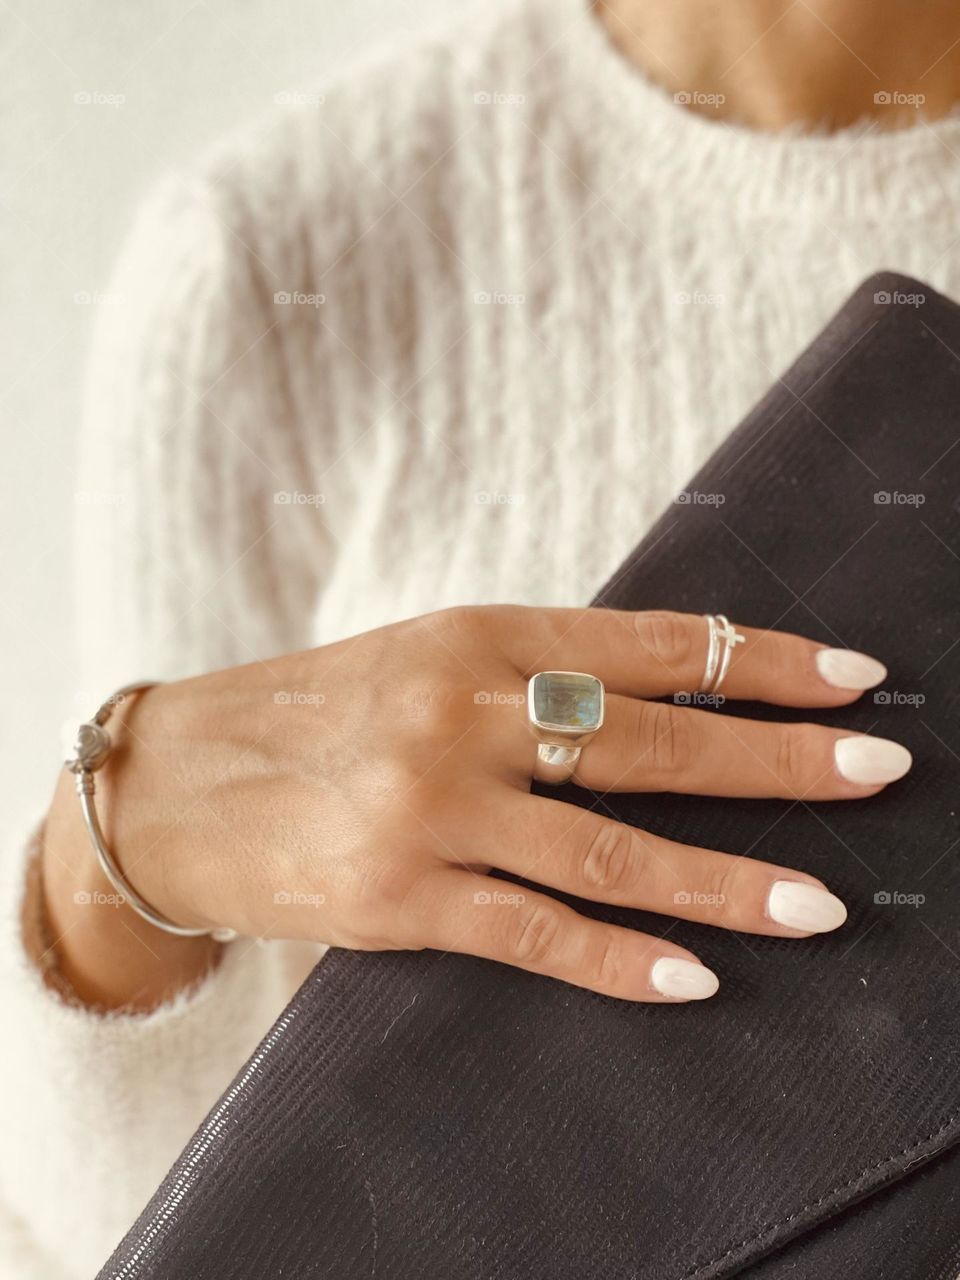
[417,869,720,1003]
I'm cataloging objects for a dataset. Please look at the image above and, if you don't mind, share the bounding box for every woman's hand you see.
[41,607,907,1008]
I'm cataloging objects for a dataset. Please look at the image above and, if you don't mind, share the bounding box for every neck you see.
[594,0,960,131]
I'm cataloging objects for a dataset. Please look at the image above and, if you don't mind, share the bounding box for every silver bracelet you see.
[65,681,236,943]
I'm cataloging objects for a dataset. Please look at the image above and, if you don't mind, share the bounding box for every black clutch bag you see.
[98,273,960,1280]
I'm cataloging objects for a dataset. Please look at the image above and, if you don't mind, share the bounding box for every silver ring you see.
[528,671,605,784]
[698,614,746,694]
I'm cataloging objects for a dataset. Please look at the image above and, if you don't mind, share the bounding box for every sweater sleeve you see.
[0,171,329,1278]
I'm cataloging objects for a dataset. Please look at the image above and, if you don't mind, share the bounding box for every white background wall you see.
[1,0,453,823]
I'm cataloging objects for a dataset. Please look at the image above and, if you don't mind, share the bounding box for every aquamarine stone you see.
[531,672,603,731]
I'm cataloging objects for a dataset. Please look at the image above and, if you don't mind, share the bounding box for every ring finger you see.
[497,793,847,936]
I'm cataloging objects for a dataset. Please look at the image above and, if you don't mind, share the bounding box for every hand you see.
[42,607,907,1007]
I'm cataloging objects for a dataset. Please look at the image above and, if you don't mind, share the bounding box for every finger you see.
[497,794,847,937]
[412,868,720,1003]
[489,605,886,707]
[575,695,912,798]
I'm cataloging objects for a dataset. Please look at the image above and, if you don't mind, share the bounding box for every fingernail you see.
[768,880,847,933]
[835,736,912,785]
[650,957,719,1000]
[816,648,887,690]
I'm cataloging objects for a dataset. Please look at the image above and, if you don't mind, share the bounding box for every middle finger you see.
[572,695,912,799]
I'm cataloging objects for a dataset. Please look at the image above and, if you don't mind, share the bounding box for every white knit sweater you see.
[6,0,960,1273]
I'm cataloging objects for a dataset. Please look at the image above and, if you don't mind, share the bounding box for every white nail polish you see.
[650,957,719,1000]
[816,648,887,690]
[834,736,912,785]
[768,880,847,933]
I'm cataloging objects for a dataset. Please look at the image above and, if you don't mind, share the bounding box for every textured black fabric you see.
[98,273,960,1280]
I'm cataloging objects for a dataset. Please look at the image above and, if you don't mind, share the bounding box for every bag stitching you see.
[680,1114,960,1280]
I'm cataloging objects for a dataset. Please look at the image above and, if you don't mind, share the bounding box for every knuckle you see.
[509,902,562,967]
[699,858,744,922]
[579,821,637,894]
[345,858,410,918]
[590,931,623,989]
[637,701,695,775]
[430,604,480,634]
[776,724,819,795]
[634,610,693,670]
[398,679,465,741]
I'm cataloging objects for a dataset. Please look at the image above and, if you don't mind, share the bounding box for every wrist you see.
[37,705,222,1011]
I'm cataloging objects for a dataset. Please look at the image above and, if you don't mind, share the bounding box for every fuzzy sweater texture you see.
[6,0,960,1272]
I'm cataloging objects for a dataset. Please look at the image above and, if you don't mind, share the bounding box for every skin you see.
[39,1,942,1011]
[39,606,903,1010]
[595,0,960,130]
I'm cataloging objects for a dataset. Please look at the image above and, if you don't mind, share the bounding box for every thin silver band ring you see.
[699,614,746,695]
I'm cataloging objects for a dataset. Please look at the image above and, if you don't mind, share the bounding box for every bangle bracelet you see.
[65,681,236,943]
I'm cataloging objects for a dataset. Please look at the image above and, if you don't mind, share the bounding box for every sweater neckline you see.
[544,0,960,220]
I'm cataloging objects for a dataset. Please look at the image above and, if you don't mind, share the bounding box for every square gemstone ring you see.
[528,671,604,743]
